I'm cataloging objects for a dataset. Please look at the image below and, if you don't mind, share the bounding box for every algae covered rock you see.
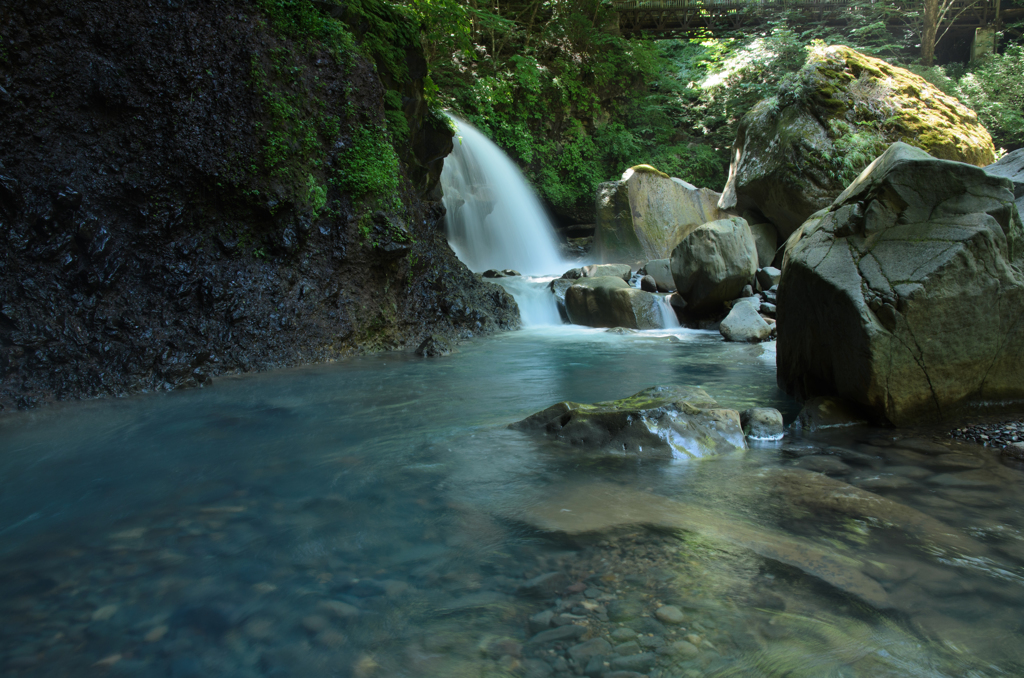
[595,165,728,263]
[510,385,746,460]
[670,217,758,315]
[777,142,1024,425]
[720,44,996,239]
[563,277,667,330]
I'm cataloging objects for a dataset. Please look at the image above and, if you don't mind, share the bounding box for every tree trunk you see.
[922,0,939,66]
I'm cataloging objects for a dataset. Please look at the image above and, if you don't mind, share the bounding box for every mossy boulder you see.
[777,142,1024,425]
[510,385,746,460]
[595,165,728,263]
[720,45,997,239]
[563,277,667,330]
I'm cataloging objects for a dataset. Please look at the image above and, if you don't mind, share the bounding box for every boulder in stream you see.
[777,142,1024,425]
[563,277,667,330]
[640,258,674,292]
[510,385,746,460]
[595,165,728,263]
[670,217,758,315]
[719,302,771,343]
[561,263,632,282]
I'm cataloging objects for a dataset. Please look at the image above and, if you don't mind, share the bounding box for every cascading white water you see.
[440,115,567,277]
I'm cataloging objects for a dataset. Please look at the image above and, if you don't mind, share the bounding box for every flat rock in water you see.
[795,455,852,475]
[509,385,745,460]
[761,468,980,553]
[511,480,892,610]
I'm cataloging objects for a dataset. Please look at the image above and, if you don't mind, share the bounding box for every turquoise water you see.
[1,326,1022,677]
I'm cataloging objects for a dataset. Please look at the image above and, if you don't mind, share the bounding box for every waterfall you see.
[440,115,567,277]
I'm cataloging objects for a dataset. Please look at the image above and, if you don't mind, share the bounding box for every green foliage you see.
[254,0,357,59]
[337,125,401,197]
[954,45,1024,150]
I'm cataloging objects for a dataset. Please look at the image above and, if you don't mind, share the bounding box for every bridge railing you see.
[611,0,996,14]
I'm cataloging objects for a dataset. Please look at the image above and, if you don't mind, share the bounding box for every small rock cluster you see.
[949,418,1024,457]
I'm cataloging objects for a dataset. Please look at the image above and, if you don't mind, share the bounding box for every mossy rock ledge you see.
[720,45,996,240]
[510,385,747,460]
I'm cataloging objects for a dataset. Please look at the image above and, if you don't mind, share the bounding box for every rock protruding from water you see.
[719,302,771,343]
[509,385,746,460]
[671,217,758,315]
[561,263,632,282]
[415,335,456,357]
[595,165,728,263]
[720,45,996,239]
[563,277,666,330]
[777,142,1024,425]
[640,258,674,292]
[741,408,784,441]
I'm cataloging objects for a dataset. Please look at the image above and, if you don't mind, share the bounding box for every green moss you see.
[627,164,670,179]
[336,124,400,197]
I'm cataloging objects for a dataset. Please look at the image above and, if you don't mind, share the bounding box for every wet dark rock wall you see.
[0,0,519,412]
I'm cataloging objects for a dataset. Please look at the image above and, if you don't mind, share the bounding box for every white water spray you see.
[440,115,568,276]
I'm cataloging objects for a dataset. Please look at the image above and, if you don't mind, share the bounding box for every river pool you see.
[1,326,1022,677]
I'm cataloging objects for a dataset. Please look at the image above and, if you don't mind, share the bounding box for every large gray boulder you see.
[510,385,746,460]
[595,165,728,263]
[719,45,996,240]
[564,277,666,330]
[777,142,1024,425]
[747,221,779,268]
[670,217,758,315]
[984,148,1024,220]
[719,302,771,342]
[642,258,674,292]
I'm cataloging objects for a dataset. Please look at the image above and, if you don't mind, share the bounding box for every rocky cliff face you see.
[0,0,519,412]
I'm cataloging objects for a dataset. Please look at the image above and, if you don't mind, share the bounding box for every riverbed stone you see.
[610,652,657,673]
[514,481,893,610]
[741,408,784,441]
[527,625,586,646]
[654,605,685,624]
[509,385,746,460]
[640,274,657,292]
[719,302,771,343]
[762,468,981,553]
[610,627,637,642]
[777,142,1024,425]
[564,277,667,330]
[794,455,852,475]
[791,397,868,431]
[671,217,759,315]
[569,637,613,664]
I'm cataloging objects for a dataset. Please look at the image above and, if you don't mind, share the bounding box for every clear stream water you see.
[4,123,1024,678]
[1,326,1024,677]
